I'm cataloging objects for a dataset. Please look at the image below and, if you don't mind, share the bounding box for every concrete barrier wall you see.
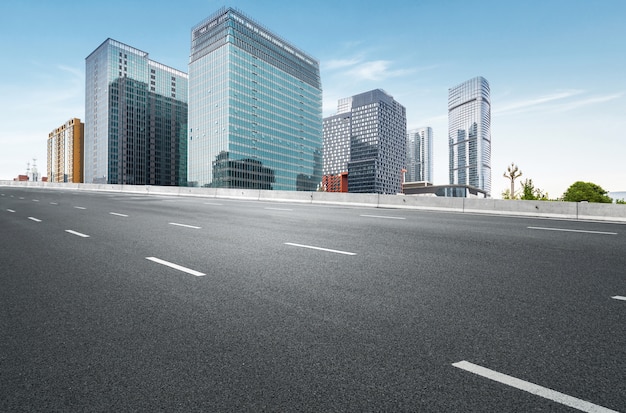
[464,198,579,219]
[214,188,260,200]
[312,191,378,207]
[259,190,313,203]
[578,202,626,221]
[2,180,625,222]
[378,194,465,212]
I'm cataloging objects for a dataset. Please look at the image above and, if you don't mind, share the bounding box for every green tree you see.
[562,181,613,203]
[520,178,548,200]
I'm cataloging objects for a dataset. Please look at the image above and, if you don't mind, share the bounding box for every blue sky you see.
[1,0,625,198]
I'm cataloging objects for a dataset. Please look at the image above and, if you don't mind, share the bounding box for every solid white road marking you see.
[611,296,626,301]
[7,209,15,213]
[360,214,406,220]
[74,206,86,210]
[145,257,205,276]
[284,242,357,256]
[528,226,617,235]
[169,222,202,229]
[452,361,619,413]
[65,230,90,238]
[28,217,42,222]
[203,202,223,206]
[265,207,293,211]
[109,212,129,217]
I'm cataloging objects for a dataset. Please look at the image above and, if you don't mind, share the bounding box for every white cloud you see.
[495,90,624,116]
[346,60,414,81]
[494,90,583,115]
[323,58,362,70]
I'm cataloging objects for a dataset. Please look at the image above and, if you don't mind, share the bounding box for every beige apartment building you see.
[47,118,84,183]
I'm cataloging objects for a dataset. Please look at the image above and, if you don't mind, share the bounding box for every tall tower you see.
[47,118,84,183]
[406,127,433,184]
[84,39,188,185]
[188,8,323,190]
[448,76,491,195]
[323,89,407,194]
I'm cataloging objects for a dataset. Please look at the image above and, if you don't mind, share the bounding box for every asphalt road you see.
[1,187,624,412]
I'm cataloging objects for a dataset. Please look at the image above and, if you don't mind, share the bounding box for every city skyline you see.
[1,0,625,198]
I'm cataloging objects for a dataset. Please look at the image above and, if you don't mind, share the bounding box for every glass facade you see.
[448,76,491,195]
[84,39,188,185]
[406,127,433,183]
[324,89,406,194]
[188,8,323,190]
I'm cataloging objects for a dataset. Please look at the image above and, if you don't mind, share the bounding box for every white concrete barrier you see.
[2,180,626,222]
[464,198,578,219]
[578,202,626,222]
[259,190,313,203]
[379,194,465,212]
[312,192,378,207]
[215,188,260,200]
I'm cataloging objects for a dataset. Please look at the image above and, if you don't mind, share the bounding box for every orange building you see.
[322,172,348,192]
[47,118,84,183]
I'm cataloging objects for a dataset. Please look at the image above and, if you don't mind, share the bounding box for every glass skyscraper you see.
[323,89,407,194]
[84,39,188,185]
[188,8,322,190]
[448,76,491,195]
[406,127,433,184]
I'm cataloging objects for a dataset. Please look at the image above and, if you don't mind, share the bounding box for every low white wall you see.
[312,191,378,207]
[378,194,465,212]
[464,198,579,220]
[2,180,625,222]
[578,202,626,221]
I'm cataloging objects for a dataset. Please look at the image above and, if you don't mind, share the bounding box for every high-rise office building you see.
[448,76,491,195]
[47,118,84,183]
[84,39,188,185]
[323,89,406,194]
[406,127,433,184]
[188,7,323,190]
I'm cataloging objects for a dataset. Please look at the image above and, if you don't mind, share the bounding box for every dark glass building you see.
[84,39,188,185]
[323,89,407,194]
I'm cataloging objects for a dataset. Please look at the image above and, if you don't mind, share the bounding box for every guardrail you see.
[2,180,625,223]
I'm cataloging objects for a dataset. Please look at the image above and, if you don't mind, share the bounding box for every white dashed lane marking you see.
[453,361,620,413]
[145,257,205,277]
[284,242,356,256]
[360,214,406,220]
[528,226,617,235]
[169,222,201,229]
[65,230,90,238]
